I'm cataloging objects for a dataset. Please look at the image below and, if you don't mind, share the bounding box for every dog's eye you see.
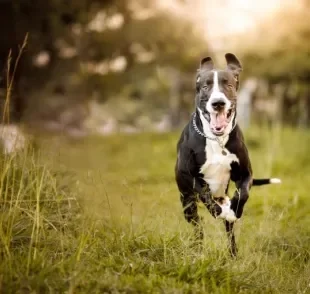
[206,80,213,86]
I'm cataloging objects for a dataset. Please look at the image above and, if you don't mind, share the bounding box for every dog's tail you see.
[252,178,281,186]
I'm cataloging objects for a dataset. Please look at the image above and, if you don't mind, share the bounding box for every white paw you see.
[216,198,237,223]
[224,210,237,223]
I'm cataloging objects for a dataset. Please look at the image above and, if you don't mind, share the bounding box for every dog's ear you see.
[225,53,242,88]
[225,53,242,76]
[200,57,214,71]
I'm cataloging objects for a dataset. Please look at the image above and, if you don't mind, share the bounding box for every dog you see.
[175,53,281,257]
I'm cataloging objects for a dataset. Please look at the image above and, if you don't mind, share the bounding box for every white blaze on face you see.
[206,71,232,133]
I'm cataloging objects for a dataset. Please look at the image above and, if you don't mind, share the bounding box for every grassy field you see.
[1,125,310,293]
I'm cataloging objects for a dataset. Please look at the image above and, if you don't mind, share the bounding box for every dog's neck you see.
[196,108,236,142]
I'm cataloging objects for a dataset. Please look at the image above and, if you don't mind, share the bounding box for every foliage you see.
[240,1,310,80]
[0,0,208,122]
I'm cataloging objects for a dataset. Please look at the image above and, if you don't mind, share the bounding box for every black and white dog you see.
[175,53,281,256]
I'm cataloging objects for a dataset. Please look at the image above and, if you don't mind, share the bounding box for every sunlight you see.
[157,0,295,51]
[202,0,294,50]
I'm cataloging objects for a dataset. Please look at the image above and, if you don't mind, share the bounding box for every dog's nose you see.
[211,98,226,110]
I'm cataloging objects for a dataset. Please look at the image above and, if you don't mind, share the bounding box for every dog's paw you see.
[216,198,237,223]
[224,210,238,223]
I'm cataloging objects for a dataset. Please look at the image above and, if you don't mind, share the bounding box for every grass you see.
[1,125,310,293]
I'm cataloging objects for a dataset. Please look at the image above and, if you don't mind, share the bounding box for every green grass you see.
[1,126,310,293]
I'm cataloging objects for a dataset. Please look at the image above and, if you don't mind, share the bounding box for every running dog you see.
[175,53,281,256]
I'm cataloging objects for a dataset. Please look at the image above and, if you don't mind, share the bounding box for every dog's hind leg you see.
[176,145,204,240]
[225,220,237,257]
[180,193,203,240]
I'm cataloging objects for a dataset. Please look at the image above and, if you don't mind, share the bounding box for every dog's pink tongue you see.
[213,113,227,128]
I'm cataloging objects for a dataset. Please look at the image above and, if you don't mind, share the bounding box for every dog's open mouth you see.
[210,109,234,136]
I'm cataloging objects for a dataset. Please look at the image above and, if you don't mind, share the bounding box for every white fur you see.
[270,178,281,184]
[199,137,239,198]
[206,71,231,114]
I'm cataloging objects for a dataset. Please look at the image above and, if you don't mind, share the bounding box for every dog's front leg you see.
[198,183,238,257]
[224,220,237,257]
[197,183,222,218]
[230,175,252,219]
[228,140,253,220]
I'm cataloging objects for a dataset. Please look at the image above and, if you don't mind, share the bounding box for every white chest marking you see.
[200,139,239,197]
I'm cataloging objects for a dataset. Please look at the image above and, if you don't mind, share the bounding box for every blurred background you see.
[1,2,310,291]
[0,0,309,146]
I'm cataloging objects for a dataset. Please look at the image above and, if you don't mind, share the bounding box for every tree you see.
[237,1,310,127]
[0,0,209,125]
[240,2,310,80]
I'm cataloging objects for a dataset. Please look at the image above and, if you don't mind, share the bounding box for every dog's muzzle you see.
[209,106,235,136]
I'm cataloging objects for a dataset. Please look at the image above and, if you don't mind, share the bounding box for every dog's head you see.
[195,53,242,136]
